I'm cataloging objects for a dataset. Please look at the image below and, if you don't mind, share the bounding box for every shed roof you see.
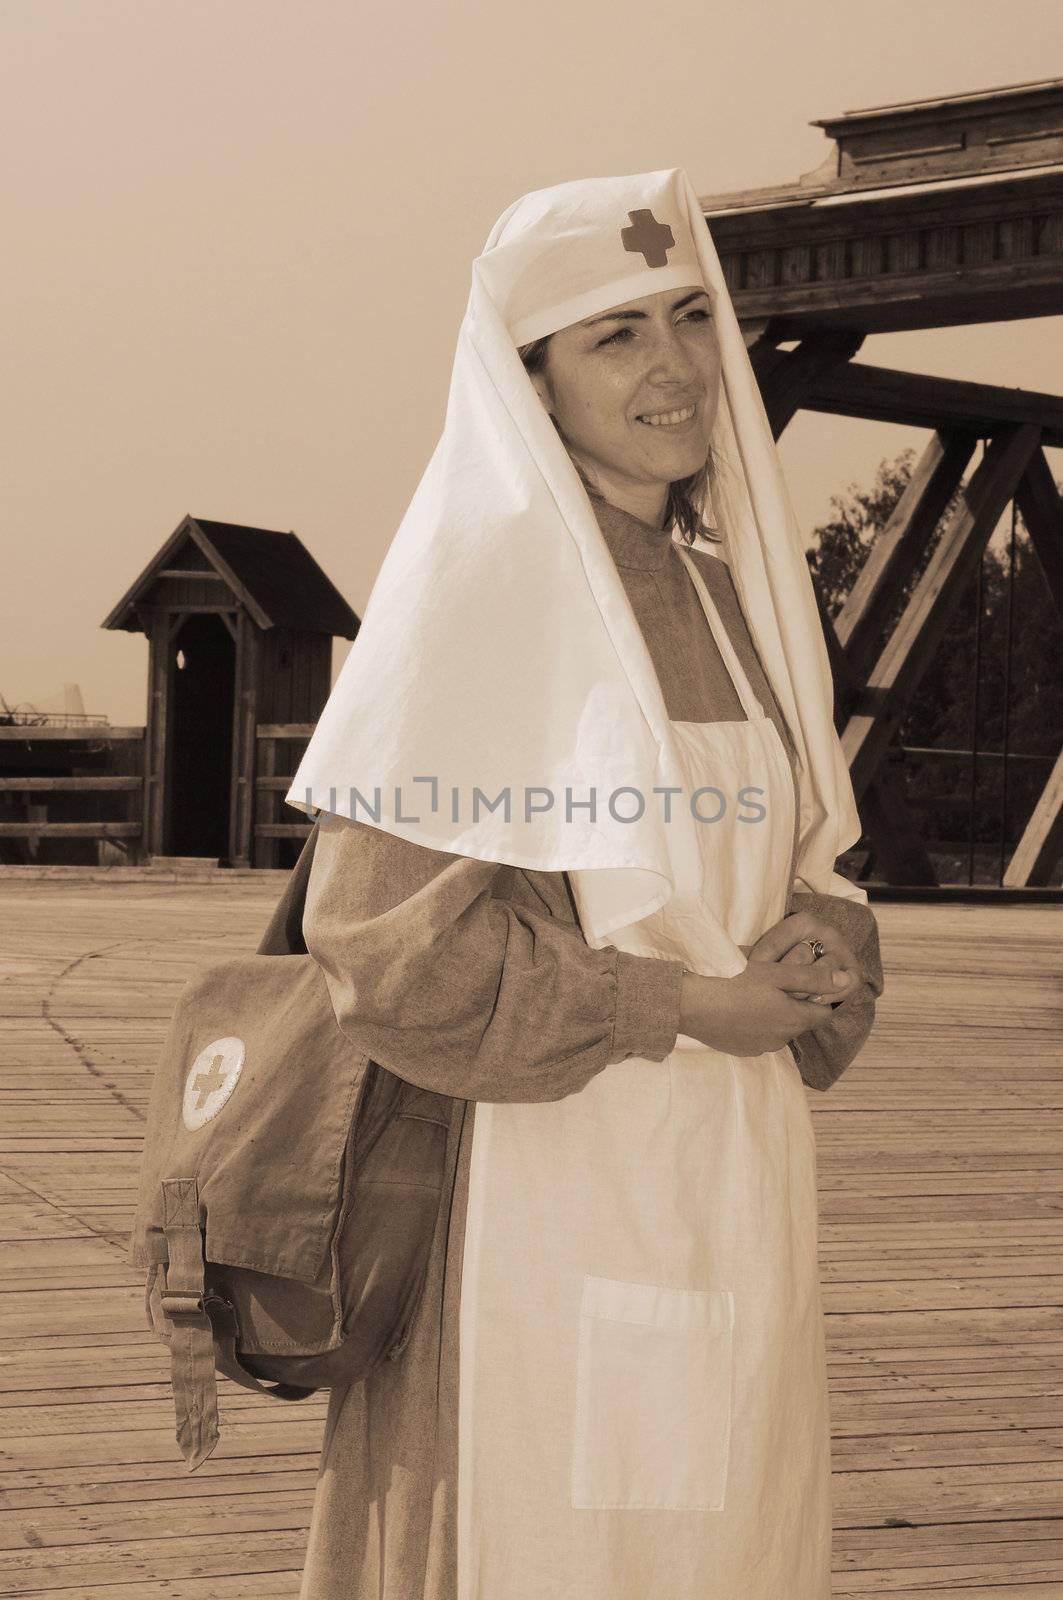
[101,515,360,639]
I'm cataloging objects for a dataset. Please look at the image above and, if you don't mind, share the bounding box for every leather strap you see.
[203,1293,317,1402]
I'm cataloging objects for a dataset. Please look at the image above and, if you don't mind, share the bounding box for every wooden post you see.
[228,610,258,868]
[145,616,159,857]
[842,423,1042,801]
[228,610,244,864]
[143,611,175,858]
[256,734,277,869]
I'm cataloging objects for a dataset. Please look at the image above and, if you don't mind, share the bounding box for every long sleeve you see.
[785,889,885,1092]
[301,815,685,1104]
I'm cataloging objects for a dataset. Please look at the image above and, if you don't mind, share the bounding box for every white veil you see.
[287,168,864,970]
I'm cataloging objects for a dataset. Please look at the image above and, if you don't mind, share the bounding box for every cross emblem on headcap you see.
[620,209,676,268]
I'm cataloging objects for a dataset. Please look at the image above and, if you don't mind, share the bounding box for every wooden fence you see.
[2,722,1058,883]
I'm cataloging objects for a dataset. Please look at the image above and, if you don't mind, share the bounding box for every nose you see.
[643,323,700,389]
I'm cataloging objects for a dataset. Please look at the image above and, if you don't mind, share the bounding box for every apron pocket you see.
[571,1274,734,1512]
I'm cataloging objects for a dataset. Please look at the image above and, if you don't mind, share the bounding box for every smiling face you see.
[526,284,722,528]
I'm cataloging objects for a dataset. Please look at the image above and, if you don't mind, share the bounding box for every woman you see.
[285,168,884,1599]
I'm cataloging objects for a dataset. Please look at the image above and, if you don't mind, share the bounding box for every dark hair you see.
[518,333,723,545]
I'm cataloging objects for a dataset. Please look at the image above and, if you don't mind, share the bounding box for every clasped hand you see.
[677,910,870,1058]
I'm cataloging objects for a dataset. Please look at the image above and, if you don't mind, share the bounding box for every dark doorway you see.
[166,614,236,859]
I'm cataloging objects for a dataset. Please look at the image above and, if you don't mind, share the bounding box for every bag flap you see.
[129,954,370,1284]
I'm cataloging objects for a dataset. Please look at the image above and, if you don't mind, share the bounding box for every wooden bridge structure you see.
[703,77,1063,890]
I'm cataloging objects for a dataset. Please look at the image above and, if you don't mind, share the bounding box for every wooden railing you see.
[7,719,1051,884]
[0,726,145,863]
[253,723,316,867]
[0,723,316,868]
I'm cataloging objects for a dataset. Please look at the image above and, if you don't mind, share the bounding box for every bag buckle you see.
[160,1289,210,1327]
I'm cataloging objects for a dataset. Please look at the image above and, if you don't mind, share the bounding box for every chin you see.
[658,448,709,482]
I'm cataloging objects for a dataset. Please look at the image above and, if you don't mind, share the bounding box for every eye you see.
[598,326,633,347]
[682,308,712,324]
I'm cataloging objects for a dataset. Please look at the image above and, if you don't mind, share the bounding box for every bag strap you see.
[204,1298,318,1403]
[159,1177,221,1471]
[158,1178,317,1471]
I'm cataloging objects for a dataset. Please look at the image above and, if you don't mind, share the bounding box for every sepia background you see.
[2,0,1060,724]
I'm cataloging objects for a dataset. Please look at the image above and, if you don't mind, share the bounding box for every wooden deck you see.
[0,875,1060,1597]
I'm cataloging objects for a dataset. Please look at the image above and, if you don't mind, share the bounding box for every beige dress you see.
[292,493,885,1600]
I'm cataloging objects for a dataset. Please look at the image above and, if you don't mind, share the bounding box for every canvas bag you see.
[127,822,455,1471]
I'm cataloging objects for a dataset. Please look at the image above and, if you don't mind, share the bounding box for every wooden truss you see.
[752,331,1063,886]
[712,81,1063,885]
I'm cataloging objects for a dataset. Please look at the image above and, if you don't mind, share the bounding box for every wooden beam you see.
[703,142,1063,335]
[1004,745,1063,888]
[0,725,143,741]
[808,579,938,885]
[704,133,1063,225]
[741,319,773,351]
[746,334,791,391]
[835,431,977,680]
[735,255,1063,337]
[803,362,1063,448]
[166,605,241,620]
[808,574,856,729]
[256,722,317,739]
[156,569,228,581]
[0,776,141,791]
[0,821,141,838]
[754,331,866,439]
[1014,447,1063,619]
[842,423,1042,800]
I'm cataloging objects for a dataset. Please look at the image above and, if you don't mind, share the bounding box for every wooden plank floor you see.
[0,878,1060,1598]
[818,900,1063,1598]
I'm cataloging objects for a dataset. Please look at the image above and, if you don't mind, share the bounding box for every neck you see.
[570,456,669,529]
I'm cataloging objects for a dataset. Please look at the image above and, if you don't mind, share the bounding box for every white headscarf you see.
[287,167,864,959]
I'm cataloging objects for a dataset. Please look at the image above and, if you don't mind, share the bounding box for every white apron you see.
[456,546,832,1599]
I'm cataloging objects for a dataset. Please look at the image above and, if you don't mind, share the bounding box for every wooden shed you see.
[101,515,358,867]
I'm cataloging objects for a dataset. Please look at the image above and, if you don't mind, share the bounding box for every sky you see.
[2,0,1060,725]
